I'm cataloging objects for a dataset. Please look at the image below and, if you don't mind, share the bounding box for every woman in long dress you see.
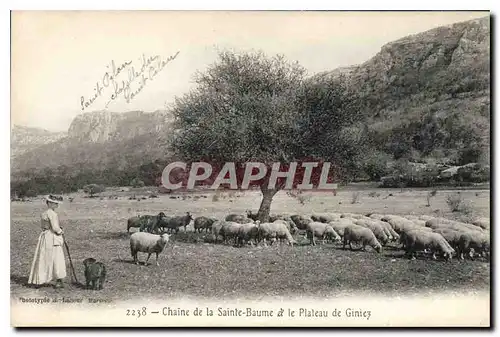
[28,195,67,288]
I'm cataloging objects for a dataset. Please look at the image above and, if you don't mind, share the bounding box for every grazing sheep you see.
[404,215,420,221]
[194,216,217,233]
[311,213,341,223]
[82,258,106,290]
[472,217,490,230]
[341,213,366,219]
[225,214,254,224]
[343,225,382,253]
[411,219,427,227]
[211,220,224,243]
[432,228,465,252]
[367,213,385,220]
[269,213,292,223]
[354,219,390,246]
[272,219,298,235]
[327,218,355,238]
[418,215,435,222]
[164,212,194,233]
[306,222,341,246]
[386,218,422,234]
[457,231,490,260]
[237,223,260,247]
[130,232,171,266]
[258,221,297,246]
[375,220,400,241]
[225,214,246,223]
[381,214,406,222]
[245,210,259,222]
[425,219,484,233]
[219,222,243,245]
[403,230,455,261]
[290,215,312,230]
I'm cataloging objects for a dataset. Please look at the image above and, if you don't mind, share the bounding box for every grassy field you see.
[10,187,490,302]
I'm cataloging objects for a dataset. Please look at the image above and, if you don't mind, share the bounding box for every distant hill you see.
[11,125,66,159]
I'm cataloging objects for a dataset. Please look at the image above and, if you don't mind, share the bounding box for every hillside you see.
[11,125,66,159]
[10,16,490,195]
[316,16,490,167]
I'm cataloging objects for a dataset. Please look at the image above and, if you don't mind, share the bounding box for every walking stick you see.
[63,236,79,284]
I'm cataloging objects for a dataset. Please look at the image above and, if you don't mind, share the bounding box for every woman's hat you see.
[45,195,63,204]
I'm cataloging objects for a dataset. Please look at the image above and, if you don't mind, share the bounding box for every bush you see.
[362,151,392,181]
[130,178,145,188]
[83,184,105,197]
[446,193,464,212]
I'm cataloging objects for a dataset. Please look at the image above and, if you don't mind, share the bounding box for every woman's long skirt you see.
[28,230,67,285]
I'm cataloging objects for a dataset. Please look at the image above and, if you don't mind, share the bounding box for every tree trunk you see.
[257,188,279,223]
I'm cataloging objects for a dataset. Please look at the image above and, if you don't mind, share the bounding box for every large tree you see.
[171,50,364,221]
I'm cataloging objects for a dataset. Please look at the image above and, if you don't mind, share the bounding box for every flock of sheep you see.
[125,209,490,266]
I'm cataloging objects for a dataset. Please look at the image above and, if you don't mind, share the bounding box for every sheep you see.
[403,230,455,261]
[290,214,312,230]
[311,213,341,223]
[269,213,292,223]
[381,214,407,223]
[432,228,465,252]
[306,222,341,246]
[127,216,142,233]
[237,222,260,247]
[457,231,490,260]
[425,219,484,233]
[411,219,427,227]
[404,215,420,221]
[211,220,224,243]
[341,213,366,219]
[139,212,169,234]
[471,217,489,230]
[367,213,385,220]
[419,215,435,221]
[245,210,259,222]
[164,212,194,233]
[327,218,355,238]
[343,225,382,253]
[354,219,390,246]
[372,220,399,241]
[398,226,433,249]
[219,222,243,245]
[194,216,217,233]
[386,217,422,234]
[272,219,298,235]
[258,221,297,246]
[130,232,171,266]
[225,214,246,223]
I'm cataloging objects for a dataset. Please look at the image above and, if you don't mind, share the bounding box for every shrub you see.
[83,184,105,197]
[446,193,464,212]
[130,178,145,188]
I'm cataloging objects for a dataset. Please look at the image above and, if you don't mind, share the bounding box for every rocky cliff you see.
[67,110,172,143]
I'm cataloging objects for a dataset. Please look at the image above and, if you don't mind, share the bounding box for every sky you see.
[11,11,488,132]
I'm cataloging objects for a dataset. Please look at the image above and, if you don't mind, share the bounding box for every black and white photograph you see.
[9,10,490,327]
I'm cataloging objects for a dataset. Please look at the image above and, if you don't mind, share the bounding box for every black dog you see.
[82,258,107,290]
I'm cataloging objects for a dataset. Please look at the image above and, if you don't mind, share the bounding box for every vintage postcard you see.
[10,10,490,327]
